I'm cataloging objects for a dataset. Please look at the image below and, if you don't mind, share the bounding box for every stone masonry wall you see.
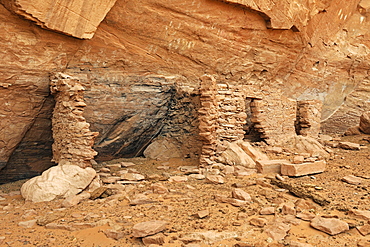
[245,85,297,145]
[198,75,247,166]
[297,100,323,138]
[50,72,98,168]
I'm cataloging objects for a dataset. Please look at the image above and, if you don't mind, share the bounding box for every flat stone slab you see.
[342,175,364,185]
[132,220,168,238]
[338,142,360,150]
[310,217,349,235]
[281,160,326,176]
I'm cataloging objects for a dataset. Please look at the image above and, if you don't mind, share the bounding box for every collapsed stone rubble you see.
[2,145,369,246]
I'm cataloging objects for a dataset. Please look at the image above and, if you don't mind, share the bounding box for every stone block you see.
[280,160,326,177]
[256,160,290,174]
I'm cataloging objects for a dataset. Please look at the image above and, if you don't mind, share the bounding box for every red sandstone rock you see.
[168,176,188,183]
[217,142,255,168]
[256,160,290,174]
[359,112,370,134]
[344,126,362,136]
[264,221,291,241]
[142,233,165,245]
[281,202,296,215]
[357,224,370,236]
[237,141,269,161]
[292,156,305,164]
[132,221,168,238]
[310,217,349,235]
[351,210,370,221]
[151,183,169,194]
[260,207,275,215]
[18,220,37,229]
[249,217,267,227]
[338,142,361,150]
[6,0,117,39]
[61,191,91,208]
[280,160,326,177]
[290,241,314,247]
[196,210,209,219]
[342,175,364,185]
[296,212,316,221]
[103,229,126,240]
[231,188,252,202]
[206,175,224,184]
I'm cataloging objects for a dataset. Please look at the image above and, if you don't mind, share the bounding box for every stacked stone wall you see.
[198,75,247,166]
[297,100,323,138]
[247,91,297,145]
[50,73,99,168]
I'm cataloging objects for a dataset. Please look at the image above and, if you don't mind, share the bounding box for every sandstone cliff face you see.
[1,0,370,183]
[2,0,117,39]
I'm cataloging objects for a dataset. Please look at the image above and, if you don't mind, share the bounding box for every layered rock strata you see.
[2,0,118,39]
[50,72,98,168]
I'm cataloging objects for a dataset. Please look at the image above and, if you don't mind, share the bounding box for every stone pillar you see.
[50,72,99,168]
[198,75,247,166]
[297,100,322,138]
[198,75,218,166]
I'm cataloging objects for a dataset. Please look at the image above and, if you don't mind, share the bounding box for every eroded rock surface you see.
[20,165,96,203]
[2,0,118,39]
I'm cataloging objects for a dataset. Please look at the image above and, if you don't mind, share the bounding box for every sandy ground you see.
[0,135,369,247]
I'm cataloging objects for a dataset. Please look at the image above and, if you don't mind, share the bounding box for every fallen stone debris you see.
[0,131,369,246]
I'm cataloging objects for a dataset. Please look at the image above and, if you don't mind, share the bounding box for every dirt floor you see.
[0,135,369,247]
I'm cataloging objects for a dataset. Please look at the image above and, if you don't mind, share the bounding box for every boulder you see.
[143,138,182,161]
[21,165,96,203]
[281,136,330,159]
[359,111,370,134]
[217,142,255,168]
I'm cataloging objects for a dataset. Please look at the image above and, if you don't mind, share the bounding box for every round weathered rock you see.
[21,165,96,203]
